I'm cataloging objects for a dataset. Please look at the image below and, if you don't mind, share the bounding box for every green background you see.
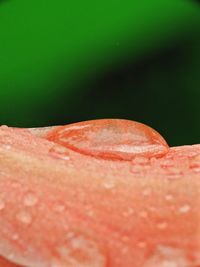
[0,0,199,146]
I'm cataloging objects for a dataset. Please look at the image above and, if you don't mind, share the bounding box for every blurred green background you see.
[0,0,199,146]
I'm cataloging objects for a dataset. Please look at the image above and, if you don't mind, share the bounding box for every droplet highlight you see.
[55,231,106,267]
[16,210,32,225]
[48,144,70,160]
[0,198,5,211]
[23,192,38,207]
[144,246,191,267]
[46,119,169,161]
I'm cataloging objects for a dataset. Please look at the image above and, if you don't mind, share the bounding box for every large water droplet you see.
[46,119,169,161]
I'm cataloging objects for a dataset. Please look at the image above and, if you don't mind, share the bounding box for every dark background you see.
[0,0,199,146]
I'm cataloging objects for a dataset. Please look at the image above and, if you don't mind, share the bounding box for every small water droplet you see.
[160,159,174,168]
[122,207,134,217]
[103,181,116,190]
[49,144,70,160]
[189,155,200,173]
[53,202,66,212]
[137,241,147,248]
[165,194,174,201]
[132,156,150,165]
[139,211,148,218]
[55,231,106,267]
[0,198,5,210]
[166,167,182,179]
[179,204,191,214]
[12,234,19,240]
[16,210,32,225]
[23,192,38,207]
[144,246,190,267]
[157,221,168,230]
[46,119,169,161]
[142,188,152,196]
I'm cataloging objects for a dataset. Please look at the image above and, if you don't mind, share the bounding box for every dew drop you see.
[16,210,32,225]
[46,119,169,161]
[0,198,5,211]
[12,234,19,241]
[23,192,38,207]
[157,221,168,230]
[54,202,66,212]
[179,204,191,214]
[189,155,200,173]
[122,207,134,217]
[144,246,191,267]
[166,167,182,179]
[102,181,116,190]
[137,241,147,249]
[165,194,174,201]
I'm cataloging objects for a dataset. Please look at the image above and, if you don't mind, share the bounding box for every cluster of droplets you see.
[53,231,106,267]
[144,245,193,267]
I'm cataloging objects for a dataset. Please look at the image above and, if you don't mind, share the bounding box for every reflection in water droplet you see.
[0,198,5,210]
[55,231,106,267]
[16,211,32,225]
[144,246,191,267]
[23,192,38,207]
[47,119,169,161]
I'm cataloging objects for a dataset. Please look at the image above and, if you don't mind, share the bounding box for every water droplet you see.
[189,155,200,173]
[179,204,191,214]
[16,210,32,225]
[142,188,152,196]
[144,246,191,267]
[46,119,169,161]
[49,144,70,160]
[55,231,106,267]
[157,221,168,230]
[139,211,148,218]
[0,198,5,210]
[160,159,174,168]
[54,203,66,212]
[132,156,150,165]
[12,234,19,240]
[23,192,38,207]
[122,207,134,217]
[165,194,174,201]
[103,181,115,190]
[166,167,182,179]
[137,241,147,249]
